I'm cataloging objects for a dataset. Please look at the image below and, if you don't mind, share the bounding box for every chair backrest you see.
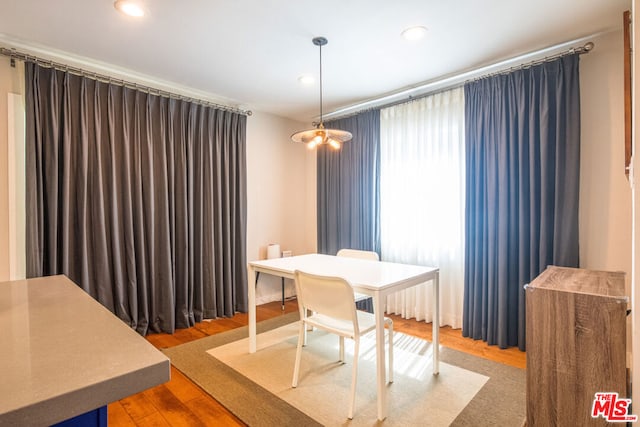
[336,249,379,261]
[294,270,357,324]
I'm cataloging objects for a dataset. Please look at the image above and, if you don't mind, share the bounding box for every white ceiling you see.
[0,0,631,122]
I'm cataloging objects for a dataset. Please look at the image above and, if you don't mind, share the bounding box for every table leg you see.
[432,272,440,375]
[282,277,285,311]
[373,293,387,420]
[248,265,257,353]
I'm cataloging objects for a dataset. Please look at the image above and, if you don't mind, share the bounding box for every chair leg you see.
[302,309,312,346]
[305,309,314,344]
[292,320,306,388]
[339,336,345,362]
[348,338,359,420]
[387,319,394,384]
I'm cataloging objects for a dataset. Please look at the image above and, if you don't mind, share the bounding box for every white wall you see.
[0,57,25,282]
[0,30,630,306]
[246,111,316,304]
[632,1,639,401]
[0,57,319,300]
[580,29,634,380]
[579,29,632,281]
[581,25,637,397]
[242,31,635,317]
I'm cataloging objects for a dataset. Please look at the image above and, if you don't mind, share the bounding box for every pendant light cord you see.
[290,36,352,146]
[318,41,323,124]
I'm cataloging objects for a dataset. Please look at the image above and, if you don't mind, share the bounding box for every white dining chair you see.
[292,270,393,419]
[336,248,379,261]
[336,249,378,308]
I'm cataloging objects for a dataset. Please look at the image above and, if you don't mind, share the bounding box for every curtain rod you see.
[324,33,601,122]
[0,47,252,117]
[469,41,593,82]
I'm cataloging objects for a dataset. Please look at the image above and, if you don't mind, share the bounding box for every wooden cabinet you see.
[525,266,628,426]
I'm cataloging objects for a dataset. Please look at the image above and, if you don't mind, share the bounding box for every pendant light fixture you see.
[291,37,352,150]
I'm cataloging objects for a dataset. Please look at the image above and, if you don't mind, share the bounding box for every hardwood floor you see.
[108,300,526,426]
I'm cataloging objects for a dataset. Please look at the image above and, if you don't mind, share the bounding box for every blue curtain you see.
[462,54,581,350]
[317,110,381,256]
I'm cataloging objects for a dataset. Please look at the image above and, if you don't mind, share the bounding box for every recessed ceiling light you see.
[298,75,315,85]
[114,0,145,17]
[401,26,428,41]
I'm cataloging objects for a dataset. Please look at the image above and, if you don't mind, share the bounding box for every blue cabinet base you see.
[51,406,107,427]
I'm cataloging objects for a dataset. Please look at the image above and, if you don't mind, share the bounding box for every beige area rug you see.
[208,322,487,426]
[163,313,526,426]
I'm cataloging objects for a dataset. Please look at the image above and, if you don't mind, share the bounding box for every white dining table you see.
[247,253,440,421]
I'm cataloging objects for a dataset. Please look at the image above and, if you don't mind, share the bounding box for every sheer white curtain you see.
[380,87,465,328]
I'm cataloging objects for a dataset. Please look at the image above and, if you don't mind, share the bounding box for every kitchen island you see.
[0,275,170,426]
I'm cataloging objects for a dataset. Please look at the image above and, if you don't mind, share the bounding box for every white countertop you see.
[0,275,170,426]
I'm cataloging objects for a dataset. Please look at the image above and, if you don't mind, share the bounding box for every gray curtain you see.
[462,54,580,350]
[318,110,381,256]
[25,62,248,335]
